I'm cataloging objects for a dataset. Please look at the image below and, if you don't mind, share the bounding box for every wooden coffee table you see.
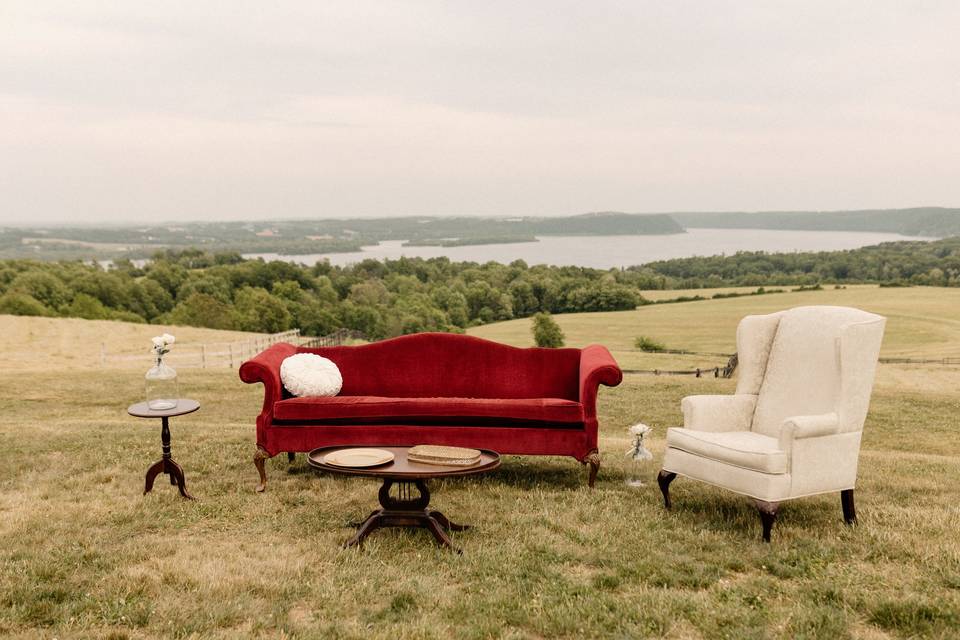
[308,446,500,553]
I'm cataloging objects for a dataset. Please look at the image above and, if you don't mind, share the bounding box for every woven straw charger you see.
[408,445,482,466]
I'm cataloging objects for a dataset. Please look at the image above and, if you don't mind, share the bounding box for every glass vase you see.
[146,357,179,410]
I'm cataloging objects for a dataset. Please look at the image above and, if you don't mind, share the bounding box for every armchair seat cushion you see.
[666,428,788,474]
[273,395,585,424]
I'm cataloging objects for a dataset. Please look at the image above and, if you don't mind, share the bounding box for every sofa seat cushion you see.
[273,395,585,424]
[665,428,788,474]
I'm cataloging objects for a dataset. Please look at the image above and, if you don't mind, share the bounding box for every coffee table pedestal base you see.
[345,478,468,553]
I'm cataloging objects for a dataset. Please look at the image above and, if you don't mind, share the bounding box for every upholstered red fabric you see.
[300,333,582,400]
[273,395,585,424]
[240,332,622,481]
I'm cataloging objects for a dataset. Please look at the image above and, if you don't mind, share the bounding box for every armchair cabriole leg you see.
[657,471,677,510]
[841,489,856,525]
[583,450,600,488]
[756,500,779,543]
[254,446,270,493]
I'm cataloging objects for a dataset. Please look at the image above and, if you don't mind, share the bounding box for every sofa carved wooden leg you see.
[756,500,779,542]
[657,471,677,509]
[841,489,856,525]
[583,450,600,488]
[254,446,270,493]
[287,452,296,463]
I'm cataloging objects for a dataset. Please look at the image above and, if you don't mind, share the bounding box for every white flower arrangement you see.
[625,422,653,461]
[151,333,176,359]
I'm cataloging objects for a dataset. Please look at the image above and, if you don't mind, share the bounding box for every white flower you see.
[628,423,651,437]
[162,333,176,345]
[152,336,164,348]
[626,422,654,461]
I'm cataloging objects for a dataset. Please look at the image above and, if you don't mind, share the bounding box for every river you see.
[244,228,930,269]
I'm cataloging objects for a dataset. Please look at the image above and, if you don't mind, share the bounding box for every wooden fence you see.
[879,356,960,365]
[99,329,303,369]
[300,328,368,348]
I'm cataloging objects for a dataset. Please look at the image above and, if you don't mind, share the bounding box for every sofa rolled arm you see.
[239,342,299,416]
[777,412,839,452]
[681,394,757,432]
[579,345,623,417]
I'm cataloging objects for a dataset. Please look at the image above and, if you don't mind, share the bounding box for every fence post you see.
[201,344,206,369]
[229,344,234,369]
[696,368,701,378]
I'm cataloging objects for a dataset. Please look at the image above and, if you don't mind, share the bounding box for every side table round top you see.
[308,446,500,480]
[128,399,200,419]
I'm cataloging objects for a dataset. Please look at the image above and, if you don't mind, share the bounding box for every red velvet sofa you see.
[239,332,622,491]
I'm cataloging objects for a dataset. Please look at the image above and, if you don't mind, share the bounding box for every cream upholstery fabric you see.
[666,428,787,473]
[681,394,757,432]
[662,305,885,502]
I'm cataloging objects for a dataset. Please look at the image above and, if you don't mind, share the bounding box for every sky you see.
[1,1,959,225]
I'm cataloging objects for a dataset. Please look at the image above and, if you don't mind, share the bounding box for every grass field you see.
[2,289,960,639]
[470,285,960,393]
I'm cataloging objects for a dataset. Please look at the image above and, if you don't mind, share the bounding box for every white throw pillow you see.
[280,353,343,397]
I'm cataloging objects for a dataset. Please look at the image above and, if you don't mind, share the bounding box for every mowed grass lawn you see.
[1,287,959,639]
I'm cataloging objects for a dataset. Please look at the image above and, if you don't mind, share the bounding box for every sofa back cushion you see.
[301,333,581,400]
[751,306,879,438]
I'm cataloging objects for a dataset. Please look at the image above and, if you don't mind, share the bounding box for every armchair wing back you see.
[750,306,886,438]
[659,305,886,542]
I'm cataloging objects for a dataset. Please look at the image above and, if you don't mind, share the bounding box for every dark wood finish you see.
[657,470,677,509]
[841,489,856,525]
[287,452,296,463]
[755,500,779,542]
[308,446,500,553]
[128,399,200,419]
[583,450,600,488]
[308,446,500,479]
[128,400,197,500]
[253,446,269,493]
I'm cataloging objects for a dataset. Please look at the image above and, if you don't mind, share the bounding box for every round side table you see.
[128,399,199,500]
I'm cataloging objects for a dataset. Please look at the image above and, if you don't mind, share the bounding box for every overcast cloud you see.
[1,1,959,224]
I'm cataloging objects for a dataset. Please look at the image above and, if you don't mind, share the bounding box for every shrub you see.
[0,291,53,317]
[532,312,564,348]
[635,335,667,352]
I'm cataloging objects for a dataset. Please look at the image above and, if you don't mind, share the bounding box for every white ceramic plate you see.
[323,448,395,468]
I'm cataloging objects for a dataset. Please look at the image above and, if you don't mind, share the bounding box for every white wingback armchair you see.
[658,305,886,542]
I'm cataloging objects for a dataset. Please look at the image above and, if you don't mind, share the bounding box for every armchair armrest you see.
[579,345,623,418]
[239,342,299,417]
[777,413,839,451]
[681,394,757,432]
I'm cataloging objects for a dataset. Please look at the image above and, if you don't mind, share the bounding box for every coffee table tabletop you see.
[308,445,500,553]
[308,446,500,479]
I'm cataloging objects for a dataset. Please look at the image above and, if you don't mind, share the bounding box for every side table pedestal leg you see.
[167,459,194,500]
[144,459,164,495]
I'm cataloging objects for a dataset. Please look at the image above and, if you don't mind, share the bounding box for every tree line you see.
[0,236,957,338]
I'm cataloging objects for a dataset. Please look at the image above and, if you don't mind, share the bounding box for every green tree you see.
[65,293,112,320]
[232,287,291,333]
[9,271,71,310]
[0,291,52,316]
[167,293,235,330]
[532,312,565,348]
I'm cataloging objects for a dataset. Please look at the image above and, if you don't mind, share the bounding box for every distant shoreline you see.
[244,229,934,270]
